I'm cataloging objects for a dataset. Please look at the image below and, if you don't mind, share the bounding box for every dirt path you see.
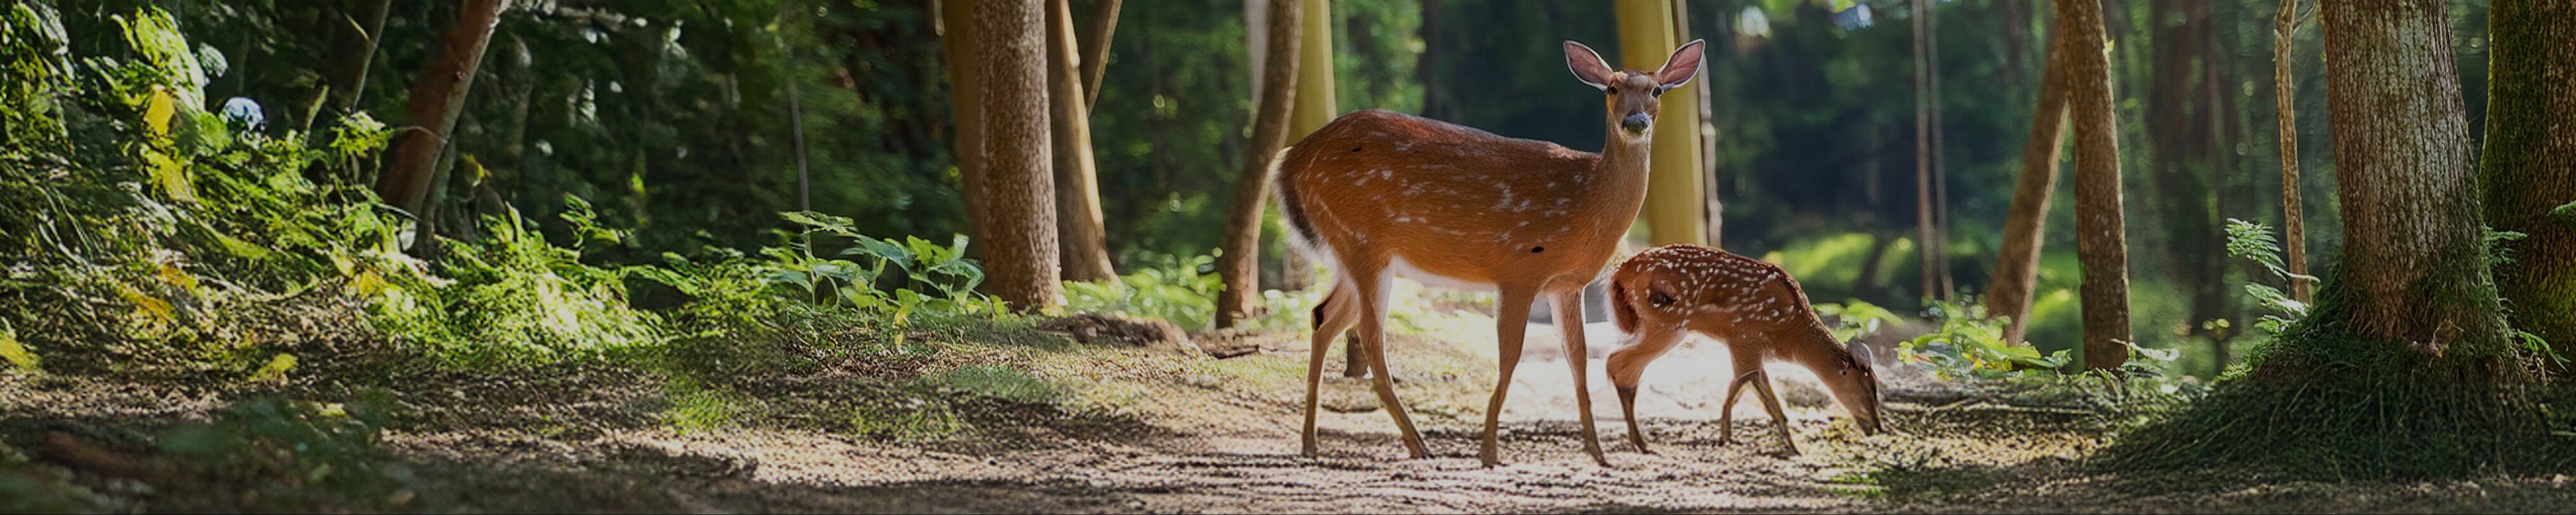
[8,317,2576,513]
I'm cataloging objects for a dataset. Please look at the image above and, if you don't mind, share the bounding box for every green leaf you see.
[0,319,39,372]
[248,352,297,383]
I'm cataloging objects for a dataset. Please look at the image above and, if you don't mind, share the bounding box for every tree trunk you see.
[2059,0,2131,371]
[1913,0,1938,303]
[376,0,513,246]
[940,0,989,257]
[1674,0,1721,247]
[2274,0,2310,303]
[2314,0,2504,352]
[2479,0,2576,358]
[1214,0,1302,328]
[1416,0,1447,121]
[977,0,1065,312]
[1989,12,2072,344]
[1282,0,1338,294]
[1079,0,1122,109]
[2148,0,2228,350]
[1618,0,1708,246]
[1929,0,1953,300]
[1048,0,1117,283]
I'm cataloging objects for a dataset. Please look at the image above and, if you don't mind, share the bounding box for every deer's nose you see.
[1622,113,1652,133]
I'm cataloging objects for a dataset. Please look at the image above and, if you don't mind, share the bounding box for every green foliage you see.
[2106,271,2566,480]
[1814,299,1903,343]
[2224,219,2313,335]
[154,395,416,511]
[1064,252,1222,330]
[1895,298,2074,380]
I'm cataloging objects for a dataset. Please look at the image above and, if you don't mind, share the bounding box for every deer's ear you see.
[1655,39,1707,89]
[1564,41,1615,92]
[1851,342,1874,367]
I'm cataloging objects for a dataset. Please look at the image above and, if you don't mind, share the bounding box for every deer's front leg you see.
[1717,369,1755,445]
[1750,371,1800,455]
[1479,286,1539,467]
[1551,288,1610,467]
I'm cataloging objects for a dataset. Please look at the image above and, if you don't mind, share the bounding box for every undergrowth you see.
[2099,221,2571,479]
[0,5,1016,380]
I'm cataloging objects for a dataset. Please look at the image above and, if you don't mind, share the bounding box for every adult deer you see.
[1605,245,1884,455]
[1277,39,1705,467]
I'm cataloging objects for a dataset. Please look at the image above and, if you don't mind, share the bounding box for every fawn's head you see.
[1826,341,1885,435]
[1563,39,1707,142]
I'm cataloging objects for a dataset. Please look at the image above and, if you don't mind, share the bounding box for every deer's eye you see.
[1648,289,1675,307]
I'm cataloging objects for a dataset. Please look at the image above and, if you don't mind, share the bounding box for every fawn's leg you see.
[1750,371,1801,455]
[1478,285,1538,467]
[1352,267,1428,458]
[1550,288,1609,467]
[1719,349,1762,444]
[1302,281,1361,456]
[1614,326,1683,454]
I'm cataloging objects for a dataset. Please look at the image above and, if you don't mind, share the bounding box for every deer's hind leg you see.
[1349,261,1428,458]
[1302,281,1361,456]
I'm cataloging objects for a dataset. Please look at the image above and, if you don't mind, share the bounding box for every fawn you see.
[1276,39,1705,467]
[1606,245,1884,455]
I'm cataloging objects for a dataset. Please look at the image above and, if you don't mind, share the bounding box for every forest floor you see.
[5,305,2575,513]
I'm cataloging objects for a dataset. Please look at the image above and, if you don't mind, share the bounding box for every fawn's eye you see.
[1648,289,1675,307]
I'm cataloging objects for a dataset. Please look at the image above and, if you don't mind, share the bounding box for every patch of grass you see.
[934,364,1058,404]
[663,383,754,434]
[848,402,968,442]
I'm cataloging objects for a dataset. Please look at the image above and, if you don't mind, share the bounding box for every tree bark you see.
[2274,0,2310,303]
[2480,0,2576,357]
[1914,0,1938,303]
[977,0,1065,312]
[2317,0,2503,352]
[1989,13,2072,344]
[1618,0,1708,246]
[1079,0,1122,109]
[1214,0,1302,328]
[941,0,989,256]
[2059,0,2131,371]
[1281,0,1338,295]
[1674,0,1721,248]
[1930,0,1953,300]
[1049,0,1117,283]
[377,0,513,253]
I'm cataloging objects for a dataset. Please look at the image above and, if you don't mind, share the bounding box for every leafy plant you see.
[1063,252,1221,330]
[1814,300,1904,343]
[2224,219,2314,335]
[1897,298,2072,380]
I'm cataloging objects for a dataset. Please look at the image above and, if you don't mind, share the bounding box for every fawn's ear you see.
[1851,342,1874,367]
[1564,41,1616,92]
[1655,39,1707,90]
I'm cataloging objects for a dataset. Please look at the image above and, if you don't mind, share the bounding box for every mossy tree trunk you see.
[976,0,1065,312]
[2480,0,2576,360]
[2313,0,2508,355]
